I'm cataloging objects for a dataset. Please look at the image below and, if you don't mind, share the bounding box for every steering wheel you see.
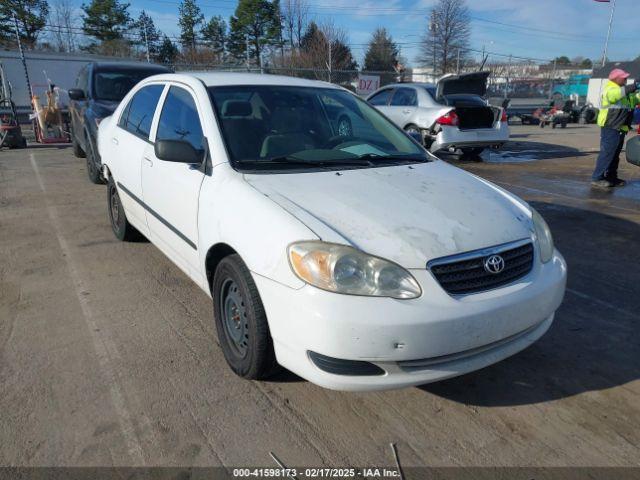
[322,135,359,149]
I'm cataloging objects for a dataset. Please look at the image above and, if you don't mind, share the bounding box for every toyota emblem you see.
[484,254,505,274]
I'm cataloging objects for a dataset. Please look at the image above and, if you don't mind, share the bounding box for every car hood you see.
[244,161,533,268]
[436,71,491,99]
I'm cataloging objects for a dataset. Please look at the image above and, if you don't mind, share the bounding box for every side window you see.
[368,89,393,106]
[390,88,417,107]
[156,86,204,153]
[118,84,164,139]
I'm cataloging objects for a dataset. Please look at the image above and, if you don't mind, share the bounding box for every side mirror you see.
[155,139,202,164]
[68,88,86,101]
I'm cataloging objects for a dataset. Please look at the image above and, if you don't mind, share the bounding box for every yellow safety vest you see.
[597,80,640,132]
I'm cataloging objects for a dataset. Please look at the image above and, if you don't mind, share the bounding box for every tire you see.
[462,147,484,156]
[460,147,484,162]
[213,254,280,380]
[85,133,105,184]
[71,127,86,158]
[107,177,139,241]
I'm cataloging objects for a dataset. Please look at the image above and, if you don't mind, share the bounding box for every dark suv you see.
[68,62,171,184]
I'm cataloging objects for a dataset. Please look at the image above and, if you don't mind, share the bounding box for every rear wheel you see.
[107,177,139,241]
[213,255,280,380]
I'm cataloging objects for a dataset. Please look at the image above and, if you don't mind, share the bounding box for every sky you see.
[120,0,639,66]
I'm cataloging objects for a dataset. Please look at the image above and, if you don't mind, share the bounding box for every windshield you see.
[208,85,429,171]
[93,70,163,101]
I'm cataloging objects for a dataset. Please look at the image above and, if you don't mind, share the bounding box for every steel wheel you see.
[221,278,249,358]
[337,116,352,137]
[109,185,120,230]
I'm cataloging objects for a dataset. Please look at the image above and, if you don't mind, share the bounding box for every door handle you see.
[143,157,153,166]
[111,137,119,145]
[402,109,411,114]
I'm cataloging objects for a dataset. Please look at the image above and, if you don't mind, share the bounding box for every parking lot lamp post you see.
[143,19,150,63]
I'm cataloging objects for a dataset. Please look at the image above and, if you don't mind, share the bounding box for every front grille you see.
[429,241,534,295]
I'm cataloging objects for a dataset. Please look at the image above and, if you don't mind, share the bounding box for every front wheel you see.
[86,134,105,184]
[107,178,139,241]
[213,255,280,380]
[71,126,86,158]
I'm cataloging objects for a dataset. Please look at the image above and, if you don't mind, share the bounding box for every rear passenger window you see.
[156,86,204,153]
[118,84,164,139]
[369,89,393,106]
[390,88,417,107]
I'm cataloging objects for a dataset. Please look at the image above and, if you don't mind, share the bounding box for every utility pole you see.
[601,0,617,67]
[12,14,33,102]
[549,59,557,101]
[245,34,250,70]
[143,18,151,63]
[505,54,512,99]
[429,11,437,78]
[456,49,460,74]
[327,42,332,83]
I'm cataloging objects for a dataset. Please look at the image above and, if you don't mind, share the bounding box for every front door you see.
[387,87,418,127]
[141,84,206,278]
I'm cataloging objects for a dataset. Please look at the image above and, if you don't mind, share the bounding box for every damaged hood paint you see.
[244,161,533,268]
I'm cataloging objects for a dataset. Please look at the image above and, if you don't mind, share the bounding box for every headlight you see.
[288,241,422,299]
[532,209,554,263]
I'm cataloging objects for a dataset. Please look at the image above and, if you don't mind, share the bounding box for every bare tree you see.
[49,0,77,52]
[419,0,470,75]
[281,0,308,49]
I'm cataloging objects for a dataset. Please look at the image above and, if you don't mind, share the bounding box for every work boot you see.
[591,179,614,188]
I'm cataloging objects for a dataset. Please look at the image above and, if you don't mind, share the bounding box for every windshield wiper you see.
[237,156,374,168]
[357,153,431,163]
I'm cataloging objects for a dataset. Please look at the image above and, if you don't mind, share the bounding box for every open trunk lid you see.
[436,71,491,99]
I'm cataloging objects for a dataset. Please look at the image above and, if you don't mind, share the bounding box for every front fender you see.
[198,165,318,290]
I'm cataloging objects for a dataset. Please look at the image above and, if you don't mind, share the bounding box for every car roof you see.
[382,82,436,89]
[146,71,342,89]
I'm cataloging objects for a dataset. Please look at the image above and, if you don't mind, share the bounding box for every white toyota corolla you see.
[98,72,567,391]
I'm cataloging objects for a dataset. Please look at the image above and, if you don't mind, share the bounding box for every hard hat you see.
[609,68,631,81]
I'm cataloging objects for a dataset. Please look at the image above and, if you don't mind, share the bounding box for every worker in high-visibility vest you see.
[592,68,640,188]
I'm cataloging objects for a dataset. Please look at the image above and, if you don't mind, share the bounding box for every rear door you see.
[110,83,165,235]
[386,87,418,127]
[141,84,206,277]
[367,88,395,120]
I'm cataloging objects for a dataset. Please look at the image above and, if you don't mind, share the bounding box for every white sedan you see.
[98,72,566,391]
[367,72,510,156]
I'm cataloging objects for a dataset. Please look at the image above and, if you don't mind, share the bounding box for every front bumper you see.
[430,121,510,153]
[253,250,566,391]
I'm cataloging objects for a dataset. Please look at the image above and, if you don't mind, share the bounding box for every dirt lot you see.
[1,124,639,469]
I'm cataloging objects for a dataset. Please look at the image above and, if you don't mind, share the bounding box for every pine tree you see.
[364,28,399,72]
[135,10,162,60]
[178,0,204,51]
[158,35,179,64]
[81,0,131,42]
[228,0,281,63]
[0,0,49,47]
[201,15,226,59]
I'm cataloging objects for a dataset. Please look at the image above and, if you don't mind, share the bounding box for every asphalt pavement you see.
[1,125,639,469]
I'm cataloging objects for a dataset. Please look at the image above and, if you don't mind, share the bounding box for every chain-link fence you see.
[1,49,594,110]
